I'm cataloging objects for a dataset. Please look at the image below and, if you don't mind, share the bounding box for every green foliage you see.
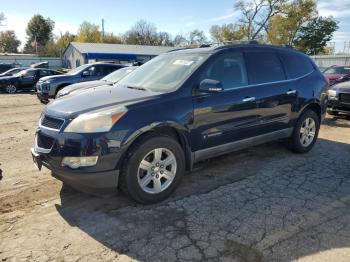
[210,23,247,43]
[75,22,102,43]
[103,33,123,44]
[24,14,54,53]
[293,16,339,55]
[0,30,21,53]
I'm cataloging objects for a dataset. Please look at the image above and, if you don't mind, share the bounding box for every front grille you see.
[41,115,64,130]
[37,132,55,149]
[339,93,350,104]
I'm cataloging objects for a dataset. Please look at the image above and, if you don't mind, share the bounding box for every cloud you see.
[184,8,238,28]
[318,0,350,18]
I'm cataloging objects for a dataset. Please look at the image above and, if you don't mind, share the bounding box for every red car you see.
[323,65,350,85]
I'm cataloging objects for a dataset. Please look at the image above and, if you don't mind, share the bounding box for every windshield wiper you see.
[127,85,147,91]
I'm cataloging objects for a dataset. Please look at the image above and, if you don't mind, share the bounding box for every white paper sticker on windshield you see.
[173,60,194,66]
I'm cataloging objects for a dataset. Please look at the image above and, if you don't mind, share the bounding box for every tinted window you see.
[201,52,248,89]
[83,66,104,77]
[102,65,119,75]
[245,52,285,84]
[323,67,350,75]
[280,52,314,78]
[39,70,49,77]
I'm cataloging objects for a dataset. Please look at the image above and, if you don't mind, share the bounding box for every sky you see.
[0,0,349,52]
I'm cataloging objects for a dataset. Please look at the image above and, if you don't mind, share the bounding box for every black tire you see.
[327,110,339,116]
[119,134,185,204]
[287,110,320,153]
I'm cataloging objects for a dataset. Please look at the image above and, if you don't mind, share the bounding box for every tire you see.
[287,110,320,153]
[120,134,185,204]
[327,110,339,116]
[5,84,17,94]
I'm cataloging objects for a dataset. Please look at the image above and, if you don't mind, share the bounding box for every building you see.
[0,53,63,68]
[63,42,175,68]
[311,54,350,70]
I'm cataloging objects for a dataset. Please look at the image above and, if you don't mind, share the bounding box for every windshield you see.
[324,67,350,74]
[103,67,137,83]
[118,53,208,92]
[67,64,91,75]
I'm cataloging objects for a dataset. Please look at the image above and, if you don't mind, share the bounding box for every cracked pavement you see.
[1,94,350,261]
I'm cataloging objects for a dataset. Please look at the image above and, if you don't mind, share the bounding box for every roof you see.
[69,42,175,56]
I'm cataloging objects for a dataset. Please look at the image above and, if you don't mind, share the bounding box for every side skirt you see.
[193,128,293,163]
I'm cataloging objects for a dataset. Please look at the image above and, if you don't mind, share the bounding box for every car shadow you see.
[55,138,350,261]
[323,114,350,128]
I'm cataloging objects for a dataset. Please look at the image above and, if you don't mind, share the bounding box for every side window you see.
[280,53,314,79]
[245,52,285,84]
[83,66,101,77]
[102,65,118,75]
[39,70,48,77]
[201,52,248,90]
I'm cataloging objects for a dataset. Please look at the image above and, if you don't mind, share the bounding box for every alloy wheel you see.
[299,117,316,147]
[137,148,177,194]
[5,85,17,94]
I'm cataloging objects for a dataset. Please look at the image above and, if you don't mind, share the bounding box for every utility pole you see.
[101,19,105,43]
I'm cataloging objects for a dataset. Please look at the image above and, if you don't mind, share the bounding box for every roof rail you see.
[167,47,190,53]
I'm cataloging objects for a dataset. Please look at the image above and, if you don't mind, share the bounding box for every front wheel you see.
[5,84,17,94]
[287,110,320,153]
[120,135,185,204]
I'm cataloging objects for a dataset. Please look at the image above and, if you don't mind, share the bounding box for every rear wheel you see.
[120,135,185,204]
[287,110,320,153]
[5,84,17,94]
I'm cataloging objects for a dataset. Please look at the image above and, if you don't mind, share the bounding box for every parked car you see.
[323,65,350,85]
[0,68,63,94]
[0,67,29,77]
[36,63,127,103]
[327,81,350,115]
[0,63,15,74]
[31,61,49,68]
[56,66,138,98]
[31,43,328,204]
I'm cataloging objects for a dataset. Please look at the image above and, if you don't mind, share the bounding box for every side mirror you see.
[82,71,90,77]
[198,79,224,93]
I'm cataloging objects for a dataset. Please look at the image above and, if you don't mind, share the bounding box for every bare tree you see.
[235,0,287,40]
[124,20,159,45]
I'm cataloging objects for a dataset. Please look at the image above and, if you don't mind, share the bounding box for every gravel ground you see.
[0,93,350,261]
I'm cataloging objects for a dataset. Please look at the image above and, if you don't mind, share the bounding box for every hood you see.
[45,85,159,119]
[58,80,110,95]
[331,81,350,93]
[39,74,75,82]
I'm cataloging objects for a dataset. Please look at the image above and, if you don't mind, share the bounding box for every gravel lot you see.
[1,93,350,261]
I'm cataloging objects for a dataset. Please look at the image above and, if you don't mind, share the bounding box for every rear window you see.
[245,52,285,85]
[280,52,314,79]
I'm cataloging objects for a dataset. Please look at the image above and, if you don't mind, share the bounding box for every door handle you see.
[242,97,256,102]
[286,90,297,95]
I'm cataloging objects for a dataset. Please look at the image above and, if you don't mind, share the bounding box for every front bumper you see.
[31,126,123,196]
[327,94,350,114]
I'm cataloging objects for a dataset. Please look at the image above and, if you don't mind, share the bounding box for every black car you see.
[327,81,350,115]
[0,67,29,77]
[36,63,127,103]
[31,43,328,204]
[0,63,14,74]
[56,66,138,98]
[0,68,63,94]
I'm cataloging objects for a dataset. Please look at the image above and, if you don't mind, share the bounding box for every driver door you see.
[191,50,260,153]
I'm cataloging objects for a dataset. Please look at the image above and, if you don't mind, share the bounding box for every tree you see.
[173,34,188,47]
[156,32,174,46]
[267,0,317,45]
[39,32,76,57]
[235,0,287,40]
[124,20,159,45]
[103,33,123,44]
[293,16,338,55]
[0,31,21,53]
[24,14,54,53]
[75,22,102,43]
[210,23,247,43]
[188,29,207,47]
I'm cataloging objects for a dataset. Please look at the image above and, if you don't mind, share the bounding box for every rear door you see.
[244,49,297,134]
[191,50,261,151]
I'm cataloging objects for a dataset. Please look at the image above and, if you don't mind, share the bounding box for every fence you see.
[0,54,63,69]
[311,55,350,69]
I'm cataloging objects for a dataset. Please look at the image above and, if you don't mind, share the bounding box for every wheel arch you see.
[298,101,322,122]
[117,122,193,172]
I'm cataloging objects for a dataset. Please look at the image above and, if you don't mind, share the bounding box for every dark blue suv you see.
[31,44,328,204]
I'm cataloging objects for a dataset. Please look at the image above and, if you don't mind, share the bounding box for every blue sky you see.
[1,0,350,52]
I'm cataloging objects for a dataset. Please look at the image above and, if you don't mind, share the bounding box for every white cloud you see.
[318,0,350,18]
[184,8,238,28]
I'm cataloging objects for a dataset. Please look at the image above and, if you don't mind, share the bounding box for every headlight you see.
[64,106,127,133]
[328,90,337,97]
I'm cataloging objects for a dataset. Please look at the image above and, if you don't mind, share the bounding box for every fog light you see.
[62,156,98,169]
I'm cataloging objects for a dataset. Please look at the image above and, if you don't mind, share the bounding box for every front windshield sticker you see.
[173,60,194,66]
